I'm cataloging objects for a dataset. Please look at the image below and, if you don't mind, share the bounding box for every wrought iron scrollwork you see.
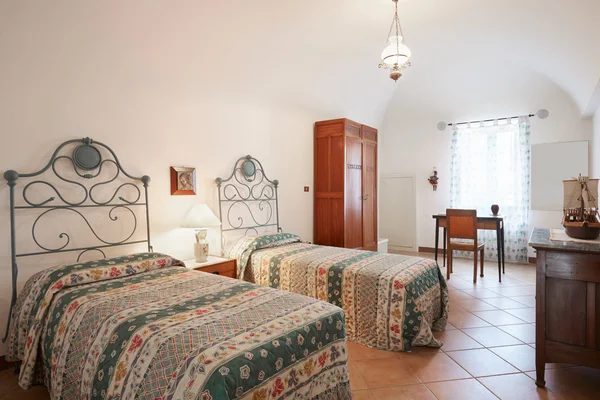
[77,248,107,262]
[3,137,153,343]
[216,155,280,235]
[226,200,273,229]
[31,206,137,252]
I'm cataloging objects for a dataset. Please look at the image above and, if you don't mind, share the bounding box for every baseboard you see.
[0,355,14,371]
[418,246,445,255]
[420,246,536,265]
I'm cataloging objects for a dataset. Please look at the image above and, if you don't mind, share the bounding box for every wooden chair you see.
[446,209,484,283]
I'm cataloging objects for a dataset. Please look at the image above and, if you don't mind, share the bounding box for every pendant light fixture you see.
[379,0,411,82]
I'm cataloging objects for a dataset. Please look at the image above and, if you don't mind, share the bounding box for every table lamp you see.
[181,204,222,262]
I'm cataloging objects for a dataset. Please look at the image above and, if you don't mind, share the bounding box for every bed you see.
[3,139,351,399]
[215,156,449,352]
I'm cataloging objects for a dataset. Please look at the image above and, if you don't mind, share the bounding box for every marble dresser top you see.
[529,227,600,254]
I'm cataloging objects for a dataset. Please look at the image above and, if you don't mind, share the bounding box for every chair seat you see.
[449,239,484,251]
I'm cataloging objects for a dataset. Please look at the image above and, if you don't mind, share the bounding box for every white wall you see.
[380,66,593,258]
[0,95,331,355]
[592,109,600,178]
[0,2,394,355]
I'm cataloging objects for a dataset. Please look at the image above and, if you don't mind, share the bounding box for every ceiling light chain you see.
[379,0,411,82]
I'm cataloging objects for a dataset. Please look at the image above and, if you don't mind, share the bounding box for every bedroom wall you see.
[380,66,593,259]
[592,108,600,178]
[0,2,396,355]
[0,98,322,356]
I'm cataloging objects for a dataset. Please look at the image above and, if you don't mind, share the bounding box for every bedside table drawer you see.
[194,259,236,278]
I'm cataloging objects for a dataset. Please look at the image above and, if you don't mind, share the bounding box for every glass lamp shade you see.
[180,204,222,228]
[381,36,411,66]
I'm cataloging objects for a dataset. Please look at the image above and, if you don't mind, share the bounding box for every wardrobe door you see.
[345,136,363,249]
[314,122,345,247]
[314,136,330,246]
[362,138,378,251]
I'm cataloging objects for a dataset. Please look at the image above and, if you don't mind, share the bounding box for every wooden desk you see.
[432,214,505,282]
[529,228,600,388]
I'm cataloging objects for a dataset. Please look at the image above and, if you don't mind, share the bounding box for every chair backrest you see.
[446,209,478,240]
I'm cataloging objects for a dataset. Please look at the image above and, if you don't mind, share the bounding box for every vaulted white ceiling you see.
[1,0,599,125]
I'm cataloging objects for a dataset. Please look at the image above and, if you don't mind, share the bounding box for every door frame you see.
[379,174,417,252]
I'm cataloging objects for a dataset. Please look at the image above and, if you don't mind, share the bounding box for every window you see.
[450,118,531,263]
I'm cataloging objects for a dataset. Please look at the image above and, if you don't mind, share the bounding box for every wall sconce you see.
[428,168,439,191]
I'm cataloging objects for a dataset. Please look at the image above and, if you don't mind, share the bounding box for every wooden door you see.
[345,137,363,249]
[362,139,377,251]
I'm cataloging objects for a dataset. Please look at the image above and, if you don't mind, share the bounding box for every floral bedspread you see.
[7,252,350,399]
[229,234,449,352]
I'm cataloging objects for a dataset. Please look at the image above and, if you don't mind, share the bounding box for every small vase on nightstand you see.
[491,204,500,216]
[194,229,209,262]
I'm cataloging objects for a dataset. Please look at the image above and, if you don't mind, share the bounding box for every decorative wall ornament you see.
[170,166,196,195]
[428,168,439,191]
[378,0,411,81]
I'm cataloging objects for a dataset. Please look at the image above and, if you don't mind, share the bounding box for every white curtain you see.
[450,116,531,263]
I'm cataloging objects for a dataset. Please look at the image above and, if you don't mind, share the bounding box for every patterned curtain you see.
[450,117,531,263]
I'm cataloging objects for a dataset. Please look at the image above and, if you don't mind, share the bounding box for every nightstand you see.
[184,256,237,279]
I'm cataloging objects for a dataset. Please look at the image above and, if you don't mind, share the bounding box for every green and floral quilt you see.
[228,234,449,352]
[7,252,350,399]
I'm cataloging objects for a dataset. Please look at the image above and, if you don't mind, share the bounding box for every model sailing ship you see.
[563,175,600,240]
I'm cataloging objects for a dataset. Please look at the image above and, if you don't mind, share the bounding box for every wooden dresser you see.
[529,228,600,388]
[314,118,378,251]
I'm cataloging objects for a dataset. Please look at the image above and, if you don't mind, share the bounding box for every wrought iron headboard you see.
[3,137,152,342]
[215,155,281,236]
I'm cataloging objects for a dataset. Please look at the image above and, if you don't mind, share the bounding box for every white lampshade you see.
[381,36,411,66]
[181,204,222,228]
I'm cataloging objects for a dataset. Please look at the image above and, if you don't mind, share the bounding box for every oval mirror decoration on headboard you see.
[241,159,256,180]
[73,144,102,171]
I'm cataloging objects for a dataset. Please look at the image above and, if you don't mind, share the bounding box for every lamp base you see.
[194,242,209,263]
[194,228,209,263]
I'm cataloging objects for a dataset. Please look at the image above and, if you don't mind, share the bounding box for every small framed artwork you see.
[170,166,196,195]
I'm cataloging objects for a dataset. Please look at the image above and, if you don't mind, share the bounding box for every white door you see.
[380,176,416,251]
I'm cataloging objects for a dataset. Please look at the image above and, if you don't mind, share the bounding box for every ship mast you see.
[579,180,585,222]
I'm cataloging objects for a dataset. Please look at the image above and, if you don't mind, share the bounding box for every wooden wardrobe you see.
[314,118,378,251]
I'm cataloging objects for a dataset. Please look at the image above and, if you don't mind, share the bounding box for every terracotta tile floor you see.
[349,254,600,399]
[3,255,600,399]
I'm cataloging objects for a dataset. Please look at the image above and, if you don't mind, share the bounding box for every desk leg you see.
[443,228,446,269]
[496,221,502,282]
[501,222,505,274]
[434,219,439,266]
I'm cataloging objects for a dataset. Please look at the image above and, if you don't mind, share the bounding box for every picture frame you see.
[170,166,196,195]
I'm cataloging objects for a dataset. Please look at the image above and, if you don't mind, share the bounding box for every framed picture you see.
[170,166,196,195]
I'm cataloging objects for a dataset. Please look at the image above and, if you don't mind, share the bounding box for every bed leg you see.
[14,361,21,375]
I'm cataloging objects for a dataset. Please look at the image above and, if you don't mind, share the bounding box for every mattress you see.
[7,252,350,399]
